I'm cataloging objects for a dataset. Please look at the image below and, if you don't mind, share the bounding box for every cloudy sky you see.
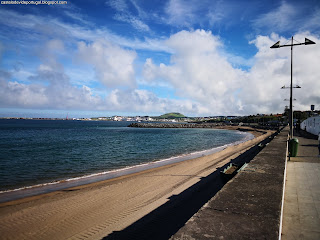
[0,0,319,118]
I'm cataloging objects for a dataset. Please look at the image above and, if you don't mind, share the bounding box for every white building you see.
[300,115,320,135]
[113,116,123,121]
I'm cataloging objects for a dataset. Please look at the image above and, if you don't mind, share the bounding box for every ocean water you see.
[0,119,250,193]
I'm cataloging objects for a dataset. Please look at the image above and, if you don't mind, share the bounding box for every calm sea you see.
[0,119,251,193]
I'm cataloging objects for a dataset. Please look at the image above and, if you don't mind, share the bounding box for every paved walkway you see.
[172,129,287,239]
[281,135,320,240]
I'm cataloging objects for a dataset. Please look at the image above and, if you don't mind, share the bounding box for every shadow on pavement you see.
[103,133,277,240]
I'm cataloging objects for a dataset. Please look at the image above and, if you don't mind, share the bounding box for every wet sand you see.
[0,127,274,240]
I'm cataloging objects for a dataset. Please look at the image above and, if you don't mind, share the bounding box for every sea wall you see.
[171,126,288,239]
[104,129,280,239]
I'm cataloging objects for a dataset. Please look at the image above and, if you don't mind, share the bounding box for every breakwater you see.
[128,122,279,134]
[128,122,218,128]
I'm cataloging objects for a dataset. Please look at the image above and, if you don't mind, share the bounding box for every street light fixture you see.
[281,85,301,89]
[271,37,316,139]
[284,99,296,101]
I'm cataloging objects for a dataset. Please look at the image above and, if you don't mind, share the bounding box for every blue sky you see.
[0,0,319,118]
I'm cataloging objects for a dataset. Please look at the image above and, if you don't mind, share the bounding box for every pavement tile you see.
[285,188,297,196]
[282,136,320,240]
[285,194,298,205]
[308,178,320,184]
[299,216,320,231]
[297,189,313,197]
[172,129,288,240]
[284,230,320,240]
[283,208,299,218]
[298,203,318,217]
[295,176,307,181]
[308,182,320,189]
[298,195,315,204]
[296,183,308,190]
[300,231,320,240]
[281,229,304,240]
[312,195,320,202]
[286,182,295,188]
[314,200,320,215]
[283,215,300,226]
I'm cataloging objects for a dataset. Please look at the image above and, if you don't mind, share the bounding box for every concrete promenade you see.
[281,134,320,240]
[172,128,288,239]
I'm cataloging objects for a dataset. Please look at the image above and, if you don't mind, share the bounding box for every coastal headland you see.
[0,126,276,239]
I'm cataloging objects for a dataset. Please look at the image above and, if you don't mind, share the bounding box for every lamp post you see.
[271,36,316,139]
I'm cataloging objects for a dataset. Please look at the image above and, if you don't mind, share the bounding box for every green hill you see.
[158,112,186,119]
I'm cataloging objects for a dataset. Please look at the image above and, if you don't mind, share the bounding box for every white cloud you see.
[130,0,148,19]
[165,0,194,27]
[107,0,128,12]
[253,1,296,32]
[106,0,150,32]
[77,40,137,88]
[104,89,205,115]
[0,38,104,110]
[164,0,251,29]
[63,10,91,26]
[1,5,319,117]
[166,29,222,55]
[0,36,200,115]
[0,77,104,110]
[252,1,320,34]
[289,33,320,109]
[307,8,320,31]
[10,31,315,116]
[0,80,48,108]
[0,8,170,56]
[28,64,103,110]
[114,13,150,32]
[46,39,64,52]
[143,30,243,115]
[0,60,200,114]
[238,33,320,114]
[143,30,320,115]
[206,0,236,27]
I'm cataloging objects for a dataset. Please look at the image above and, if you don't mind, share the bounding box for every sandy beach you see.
[0,127,274,239]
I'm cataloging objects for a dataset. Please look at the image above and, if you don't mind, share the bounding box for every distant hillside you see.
[158,112,186,119]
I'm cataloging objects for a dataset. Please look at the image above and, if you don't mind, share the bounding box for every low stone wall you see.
[172,127,288,239]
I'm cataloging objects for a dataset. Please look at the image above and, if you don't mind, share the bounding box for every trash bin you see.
[289,138,299,157]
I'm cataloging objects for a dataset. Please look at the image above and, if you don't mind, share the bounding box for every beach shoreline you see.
[0,125,256,203]
[0,127,274,239]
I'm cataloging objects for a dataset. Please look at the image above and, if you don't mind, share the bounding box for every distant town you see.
[1,110,318,126]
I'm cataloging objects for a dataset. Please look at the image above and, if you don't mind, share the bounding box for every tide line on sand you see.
[0,128,273,240]
[0,128,254,203]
